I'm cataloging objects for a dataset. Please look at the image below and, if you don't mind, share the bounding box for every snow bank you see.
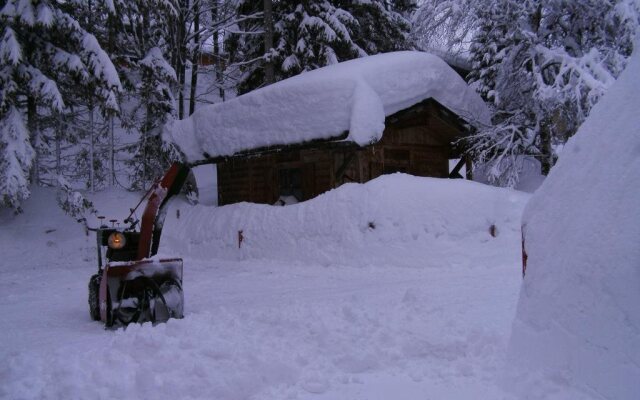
[164,52,491,162]
[474,156,545,194]
[505,45,640,398]
[163,174,527,268]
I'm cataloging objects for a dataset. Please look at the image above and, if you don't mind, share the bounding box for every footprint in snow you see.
[302,377,330,394]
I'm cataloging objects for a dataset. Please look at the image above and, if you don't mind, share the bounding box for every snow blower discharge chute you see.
[87,163,191,328]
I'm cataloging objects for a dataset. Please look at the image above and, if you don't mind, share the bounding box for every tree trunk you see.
[539,122,554,176]
[89,105,95,192]
[213,1,225,100]
[465,155,473,180]
[110,114,115,186]
[27,96,39,186]
[56,116,62,177]
[263,0,275,86]
[143,103,152,189]
[189,3,200,116]
[177,0,188,119]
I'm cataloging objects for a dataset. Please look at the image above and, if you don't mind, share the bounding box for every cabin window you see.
[279,167,303,201]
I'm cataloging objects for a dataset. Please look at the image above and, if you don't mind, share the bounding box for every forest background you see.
[1,0,638,212]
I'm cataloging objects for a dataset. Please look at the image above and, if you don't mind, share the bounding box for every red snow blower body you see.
[88,163,191,327]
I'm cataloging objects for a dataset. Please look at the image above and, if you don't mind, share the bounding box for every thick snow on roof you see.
[506,46,640,398]
[165,51,491,162]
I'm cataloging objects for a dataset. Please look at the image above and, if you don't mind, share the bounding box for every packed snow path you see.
[1,178,528,400]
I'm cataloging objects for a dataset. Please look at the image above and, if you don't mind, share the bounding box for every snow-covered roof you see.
[164,51,491,163]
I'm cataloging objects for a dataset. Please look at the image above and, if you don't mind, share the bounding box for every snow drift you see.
[505,44,640,398]
[163,174,527,268]
[164,51,491,162]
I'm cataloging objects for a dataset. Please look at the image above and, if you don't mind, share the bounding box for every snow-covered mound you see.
[505,45,640,398]
[163,174,527,268]
[164,52,491,162]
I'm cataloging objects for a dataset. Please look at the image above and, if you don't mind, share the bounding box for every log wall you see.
[216,100,466,206]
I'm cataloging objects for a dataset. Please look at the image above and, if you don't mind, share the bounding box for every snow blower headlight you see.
[108,232,126,249]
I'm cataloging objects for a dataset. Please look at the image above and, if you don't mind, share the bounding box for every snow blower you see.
[87,163,190,328]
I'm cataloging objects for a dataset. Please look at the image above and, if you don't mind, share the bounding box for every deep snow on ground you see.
[0,176,530,400]
[505,41,640,400]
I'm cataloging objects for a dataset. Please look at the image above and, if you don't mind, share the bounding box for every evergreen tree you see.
[466,0,639,186]
[415,0,639,186]
[338,0,412,55]
[389,0,418,17]
[88,0,178,189]
[0,0,121,209]
[227,0,412,94]
[0,106,34,211]
[272,1,365,78]
[128,47,177,190]
[228,0,364,94]
[55,174,95,221]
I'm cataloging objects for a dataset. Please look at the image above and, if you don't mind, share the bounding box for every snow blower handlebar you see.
[122,180,160,231]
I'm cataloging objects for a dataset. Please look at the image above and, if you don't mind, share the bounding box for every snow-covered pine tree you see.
[463,0,534,187]
[337,0,412,55]
[413,0,639,186]
[272,0,365,78]
[68,0,123,192]
[0,0,121,209]
[55,174,95,222]
[0,107,34,212]
[87,0,179,189]
[128,47,177,190]
[228,0,412,94]
[390,0,418,17]
[469,0,639,186]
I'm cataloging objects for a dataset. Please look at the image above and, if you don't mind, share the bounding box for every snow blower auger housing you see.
[88,162,190,328]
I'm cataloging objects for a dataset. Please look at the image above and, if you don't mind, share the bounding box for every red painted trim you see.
[99,267,109,322]
[521,226,528,278]
[136,164,182,260]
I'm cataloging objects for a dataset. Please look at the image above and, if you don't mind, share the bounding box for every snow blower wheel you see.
[88,274,101,321]
[113,275,184,326]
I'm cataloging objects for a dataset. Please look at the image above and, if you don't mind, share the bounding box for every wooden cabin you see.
[168,52,490,204]
[215,99,473,206]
